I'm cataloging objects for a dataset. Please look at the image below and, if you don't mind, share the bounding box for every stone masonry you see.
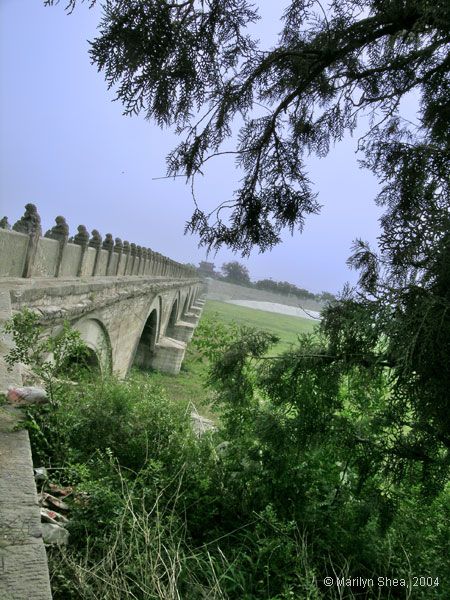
[0,205,206,599]
[0,290,52,600]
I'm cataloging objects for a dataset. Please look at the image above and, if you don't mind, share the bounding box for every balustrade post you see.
[130,243,137,274]
[13,204,42,278]
[0,216,10,229]
[114,238,123,275]
[89,229,102,276]
[103,233,114,275]
[74,225,89,276]
[136,245,142,275]
[45,215,69,277]
[141,248,147,274]
[146,248,153,274]
[122,241,131,274]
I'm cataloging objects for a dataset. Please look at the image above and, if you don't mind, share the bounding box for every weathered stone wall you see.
[0,204,206,600]
[0,291,52,600]
[0,230,29,277]
[58,242,81,277]
[7,276,203,377]
[0,204,198,281]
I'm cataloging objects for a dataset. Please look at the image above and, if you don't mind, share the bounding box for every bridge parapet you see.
[0,207,206,600]
[0,204,198,281]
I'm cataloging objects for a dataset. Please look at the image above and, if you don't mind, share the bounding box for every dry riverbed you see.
[225,299,321,320]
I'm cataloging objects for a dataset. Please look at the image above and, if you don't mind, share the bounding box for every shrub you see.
[5,311,449,599]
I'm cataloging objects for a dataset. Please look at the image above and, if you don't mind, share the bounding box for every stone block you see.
[183,312,200,325]
[0,542,52,600]
[171,320,196,343]
[0,431,52,600]
[108,253,119,275]
[81,247,96,276]
[31,237,59,277]
[59,242,81,277]
[41,523,69,545]
[0,230,28,277]
[116,256,126,276]
[95,249,109,276]
[150,336,186,374]
[0,290,52,600]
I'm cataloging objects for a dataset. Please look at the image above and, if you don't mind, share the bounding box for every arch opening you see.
[166,299,179,338]
[72,317,112,375]
[182,294,190,316]
[134,309,158,370]
[57,346,101,380]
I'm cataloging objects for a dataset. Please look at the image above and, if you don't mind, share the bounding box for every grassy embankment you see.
[146,299,318,415]
[204,299,317,353]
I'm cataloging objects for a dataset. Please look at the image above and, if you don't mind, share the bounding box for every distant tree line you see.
[254,279,337,304]
[204,260,335,304]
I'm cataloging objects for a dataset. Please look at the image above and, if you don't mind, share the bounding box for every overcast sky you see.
[0,0,383,294]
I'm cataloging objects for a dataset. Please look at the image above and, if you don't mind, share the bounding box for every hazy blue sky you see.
[0,0,383,293]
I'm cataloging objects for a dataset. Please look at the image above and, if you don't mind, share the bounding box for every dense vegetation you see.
[5,307,449,599]
[203,299,316,355]
[45,0,449,494]
[18,1,450,596]
[221,261,252,287]
[253,278,332,303]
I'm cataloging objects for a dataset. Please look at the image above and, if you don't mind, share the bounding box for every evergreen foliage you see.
[4,311,449,598]
[48,0,450,255]
[39,2,450,594]
[44,5,449,473]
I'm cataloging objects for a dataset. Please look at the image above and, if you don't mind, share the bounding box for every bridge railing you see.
[0,204,198,280]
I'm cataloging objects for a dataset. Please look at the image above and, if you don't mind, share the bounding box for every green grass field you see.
[135,343,213,416]
[203,299,318,354]
[144,299,319,417]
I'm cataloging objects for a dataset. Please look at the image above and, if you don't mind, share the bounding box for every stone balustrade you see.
[0,205,205,600]
[0,204,197,280]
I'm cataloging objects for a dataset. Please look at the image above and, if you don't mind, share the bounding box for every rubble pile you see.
[34,469,72,545]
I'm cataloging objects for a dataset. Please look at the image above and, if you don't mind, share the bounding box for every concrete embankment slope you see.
[0,291,52,600]
[206,278,324,313]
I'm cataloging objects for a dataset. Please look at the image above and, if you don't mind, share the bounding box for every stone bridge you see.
[0,204,205,599]
[0,204,205,376]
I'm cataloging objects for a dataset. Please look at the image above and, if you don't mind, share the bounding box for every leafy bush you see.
[3,308,88,399]
[4,311,449,599]
[200,327,450,598]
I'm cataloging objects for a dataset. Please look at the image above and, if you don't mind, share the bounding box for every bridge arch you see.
[132,296,162,371]
[187,286,197,312]
[181,291,190,317]
[72,317,112,374]
[165,294,180,338]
